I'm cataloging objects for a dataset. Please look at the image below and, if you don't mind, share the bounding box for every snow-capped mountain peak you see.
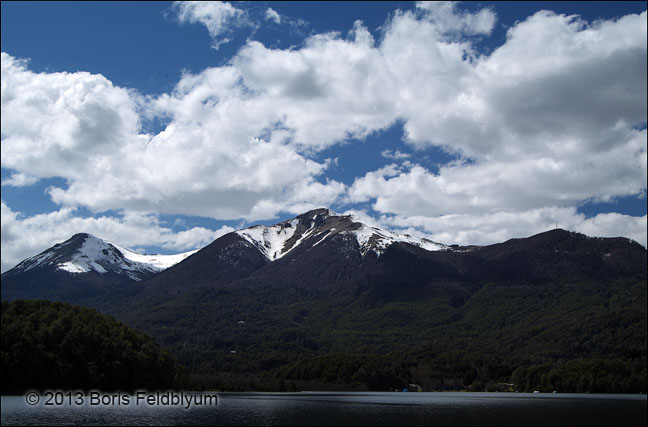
[57,234,116,274]
[236,208,447,261]
[236,209,327,260]
[8,233,195,280]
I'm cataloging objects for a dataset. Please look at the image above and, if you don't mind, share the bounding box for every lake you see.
[2,392,646,426]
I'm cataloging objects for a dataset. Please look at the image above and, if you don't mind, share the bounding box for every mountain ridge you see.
[2,208,645,302]
[235,208,447,261]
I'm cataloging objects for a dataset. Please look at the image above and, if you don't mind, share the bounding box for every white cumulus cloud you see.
[415,1,497,36]
[1,52,345,221]
[265,7,281,24]
[174,1,249,49]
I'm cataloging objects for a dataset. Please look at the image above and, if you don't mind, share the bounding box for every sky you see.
[1,1,646,273]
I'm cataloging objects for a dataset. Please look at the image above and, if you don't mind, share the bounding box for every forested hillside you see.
[1,300,186,393]
[112,278,646,393]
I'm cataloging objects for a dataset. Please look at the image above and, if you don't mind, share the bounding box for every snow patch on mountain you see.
[349,223,447,256]
[286,220,318,251]
[236,219,302,260]
[113,245,198,271]
[18,251,57,272]
[57,235,118,274]
[312,229,333,247]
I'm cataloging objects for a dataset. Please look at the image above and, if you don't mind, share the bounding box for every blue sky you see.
[1,1,646,272]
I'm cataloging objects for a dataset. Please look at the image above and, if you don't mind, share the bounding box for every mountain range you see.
[1,208,646,392]
[3,207,644,301]
[2,208,449,299]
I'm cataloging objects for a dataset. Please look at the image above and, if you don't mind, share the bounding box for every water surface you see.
[2,392,646,426]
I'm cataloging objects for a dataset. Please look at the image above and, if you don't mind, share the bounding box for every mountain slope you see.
[139,232,270,295]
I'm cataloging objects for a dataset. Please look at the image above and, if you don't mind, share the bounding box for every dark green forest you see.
[2,274,645,394]
[1,300,186,394]
[2,277,646,393]
[105,278,646,393]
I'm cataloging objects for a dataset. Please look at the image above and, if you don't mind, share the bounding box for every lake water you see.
[2,392,646,426]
